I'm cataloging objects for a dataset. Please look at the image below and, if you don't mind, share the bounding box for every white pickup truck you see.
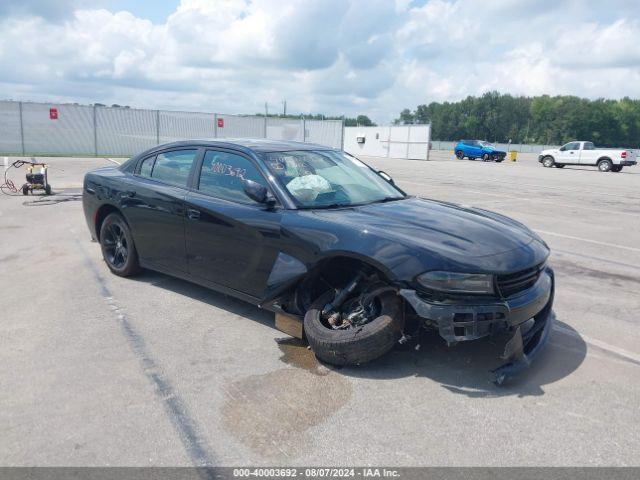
[539,141,637,172]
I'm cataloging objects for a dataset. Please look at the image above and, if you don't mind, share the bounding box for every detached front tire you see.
[99,212,141,277]
[304,290,403,366]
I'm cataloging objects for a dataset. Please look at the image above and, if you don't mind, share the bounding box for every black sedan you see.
[83,139,554,383]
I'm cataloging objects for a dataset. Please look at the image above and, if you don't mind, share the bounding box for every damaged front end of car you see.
[399,263,555,385]
[262,247,555,385]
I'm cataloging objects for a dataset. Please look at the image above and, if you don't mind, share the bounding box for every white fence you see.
[0,101,344,156]
[344,125,431,160]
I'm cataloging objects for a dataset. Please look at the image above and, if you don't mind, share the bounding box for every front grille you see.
[496,262,545,298]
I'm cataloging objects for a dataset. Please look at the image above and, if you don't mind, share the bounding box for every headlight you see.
[417,271,494,295]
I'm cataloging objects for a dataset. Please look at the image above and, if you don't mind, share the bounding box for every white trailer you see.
[343,125,431,160]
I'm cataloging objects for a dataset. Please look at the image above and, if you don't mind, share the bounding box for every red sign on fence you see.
[217,118,224,128]
[49,108,58,120]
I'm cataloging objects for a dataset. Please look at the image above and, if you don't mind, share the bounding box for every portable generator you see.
[22,161,52,195]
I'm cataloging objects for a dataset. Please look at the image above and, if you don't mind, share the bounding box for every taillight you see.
[621,151,627,158]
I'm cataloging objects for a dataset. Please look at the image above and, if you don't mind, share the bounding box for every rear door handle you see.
[187,208,200,220]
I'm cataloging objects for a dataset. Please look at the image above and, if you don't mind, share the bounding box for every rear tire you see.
[455,150,464,160]
[99,212,141,277]
[22,185,29,195]
[542,156,555,168]
[45,184,52,195]
[611,165,622,172]
[555,164,565,168]
[304,290,403,366]
[598,159,612,172]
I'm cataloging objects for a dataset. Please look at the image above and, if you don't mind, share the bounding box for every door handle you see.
[187,208,200,220]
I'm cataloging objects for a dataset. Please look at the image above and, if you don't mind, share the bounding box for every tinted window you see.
[151,149,198,187]
[139,156,155,177]
[198,150,268,204]
[565,142,580,151]
[583,142,595,150]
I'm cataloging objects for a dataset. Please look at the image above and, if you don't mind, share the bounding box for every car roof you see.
[119,138,339,173]
[146,138,334,154]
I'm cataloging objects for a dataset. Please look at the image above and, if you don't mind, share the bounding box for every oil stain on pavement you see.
[220,338,352,459]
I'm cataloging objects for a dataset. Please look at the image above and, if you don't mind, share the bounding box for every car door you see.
[557,142,580,163]
[123,148,200,273]
[469,140,483,158]
[579,141,598,165]
[462,140,474,157]
[184,148,282,299]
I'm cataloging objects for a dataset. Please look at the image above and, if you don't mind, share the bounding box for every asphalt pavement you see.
[1,152,639,466]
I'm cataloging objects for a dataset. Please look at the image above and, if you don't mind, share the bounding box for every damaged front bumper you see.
[400,267,555,384]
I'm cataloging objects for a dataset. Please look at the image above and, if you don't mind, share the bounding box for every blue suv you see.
[455,140,506,162]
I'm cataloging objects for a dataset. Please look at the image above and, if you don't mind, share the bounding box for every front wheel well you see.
[287,256,397,315]
[94,204,122,241]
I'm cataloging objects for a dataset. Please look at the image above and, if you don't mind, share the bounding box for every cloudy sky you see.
[0,0,639,122]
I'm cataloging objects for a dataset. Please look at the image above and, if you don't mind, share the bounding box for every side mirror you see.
[243,179,276,207]
[377,170,395,185]
[559,146,566,151]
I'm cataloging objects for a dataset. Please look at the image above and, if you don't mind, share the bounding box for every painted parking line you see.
[400,174,640,202]
[553,325,640,366]
[106,157,121,165]
[552,249,640,272]
[534,229,640,254]
[403,180,640,218]
[71,228,217,467]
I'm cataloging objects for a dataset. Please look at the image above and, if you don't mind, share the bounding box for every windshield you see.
[261,150,405,208]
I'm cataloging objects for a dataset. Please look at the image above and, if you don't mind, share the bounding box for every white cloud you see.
[0,0,638,122]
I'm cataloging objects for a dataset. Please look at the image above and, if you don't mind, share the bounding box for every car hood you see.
[540,148,558,155]
[306,197,547,275]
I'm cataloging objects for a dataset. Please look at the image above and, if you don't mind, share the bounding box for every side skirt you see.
[139,259,263,307]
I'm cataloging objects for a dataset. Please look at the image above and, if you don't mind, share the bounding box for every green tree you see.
[344,115,376,127]
[398,93,640,147]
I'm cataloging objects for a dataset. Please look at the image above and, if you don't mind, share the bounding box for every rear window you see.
[150,149,198,187]
[139,156,155,177]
